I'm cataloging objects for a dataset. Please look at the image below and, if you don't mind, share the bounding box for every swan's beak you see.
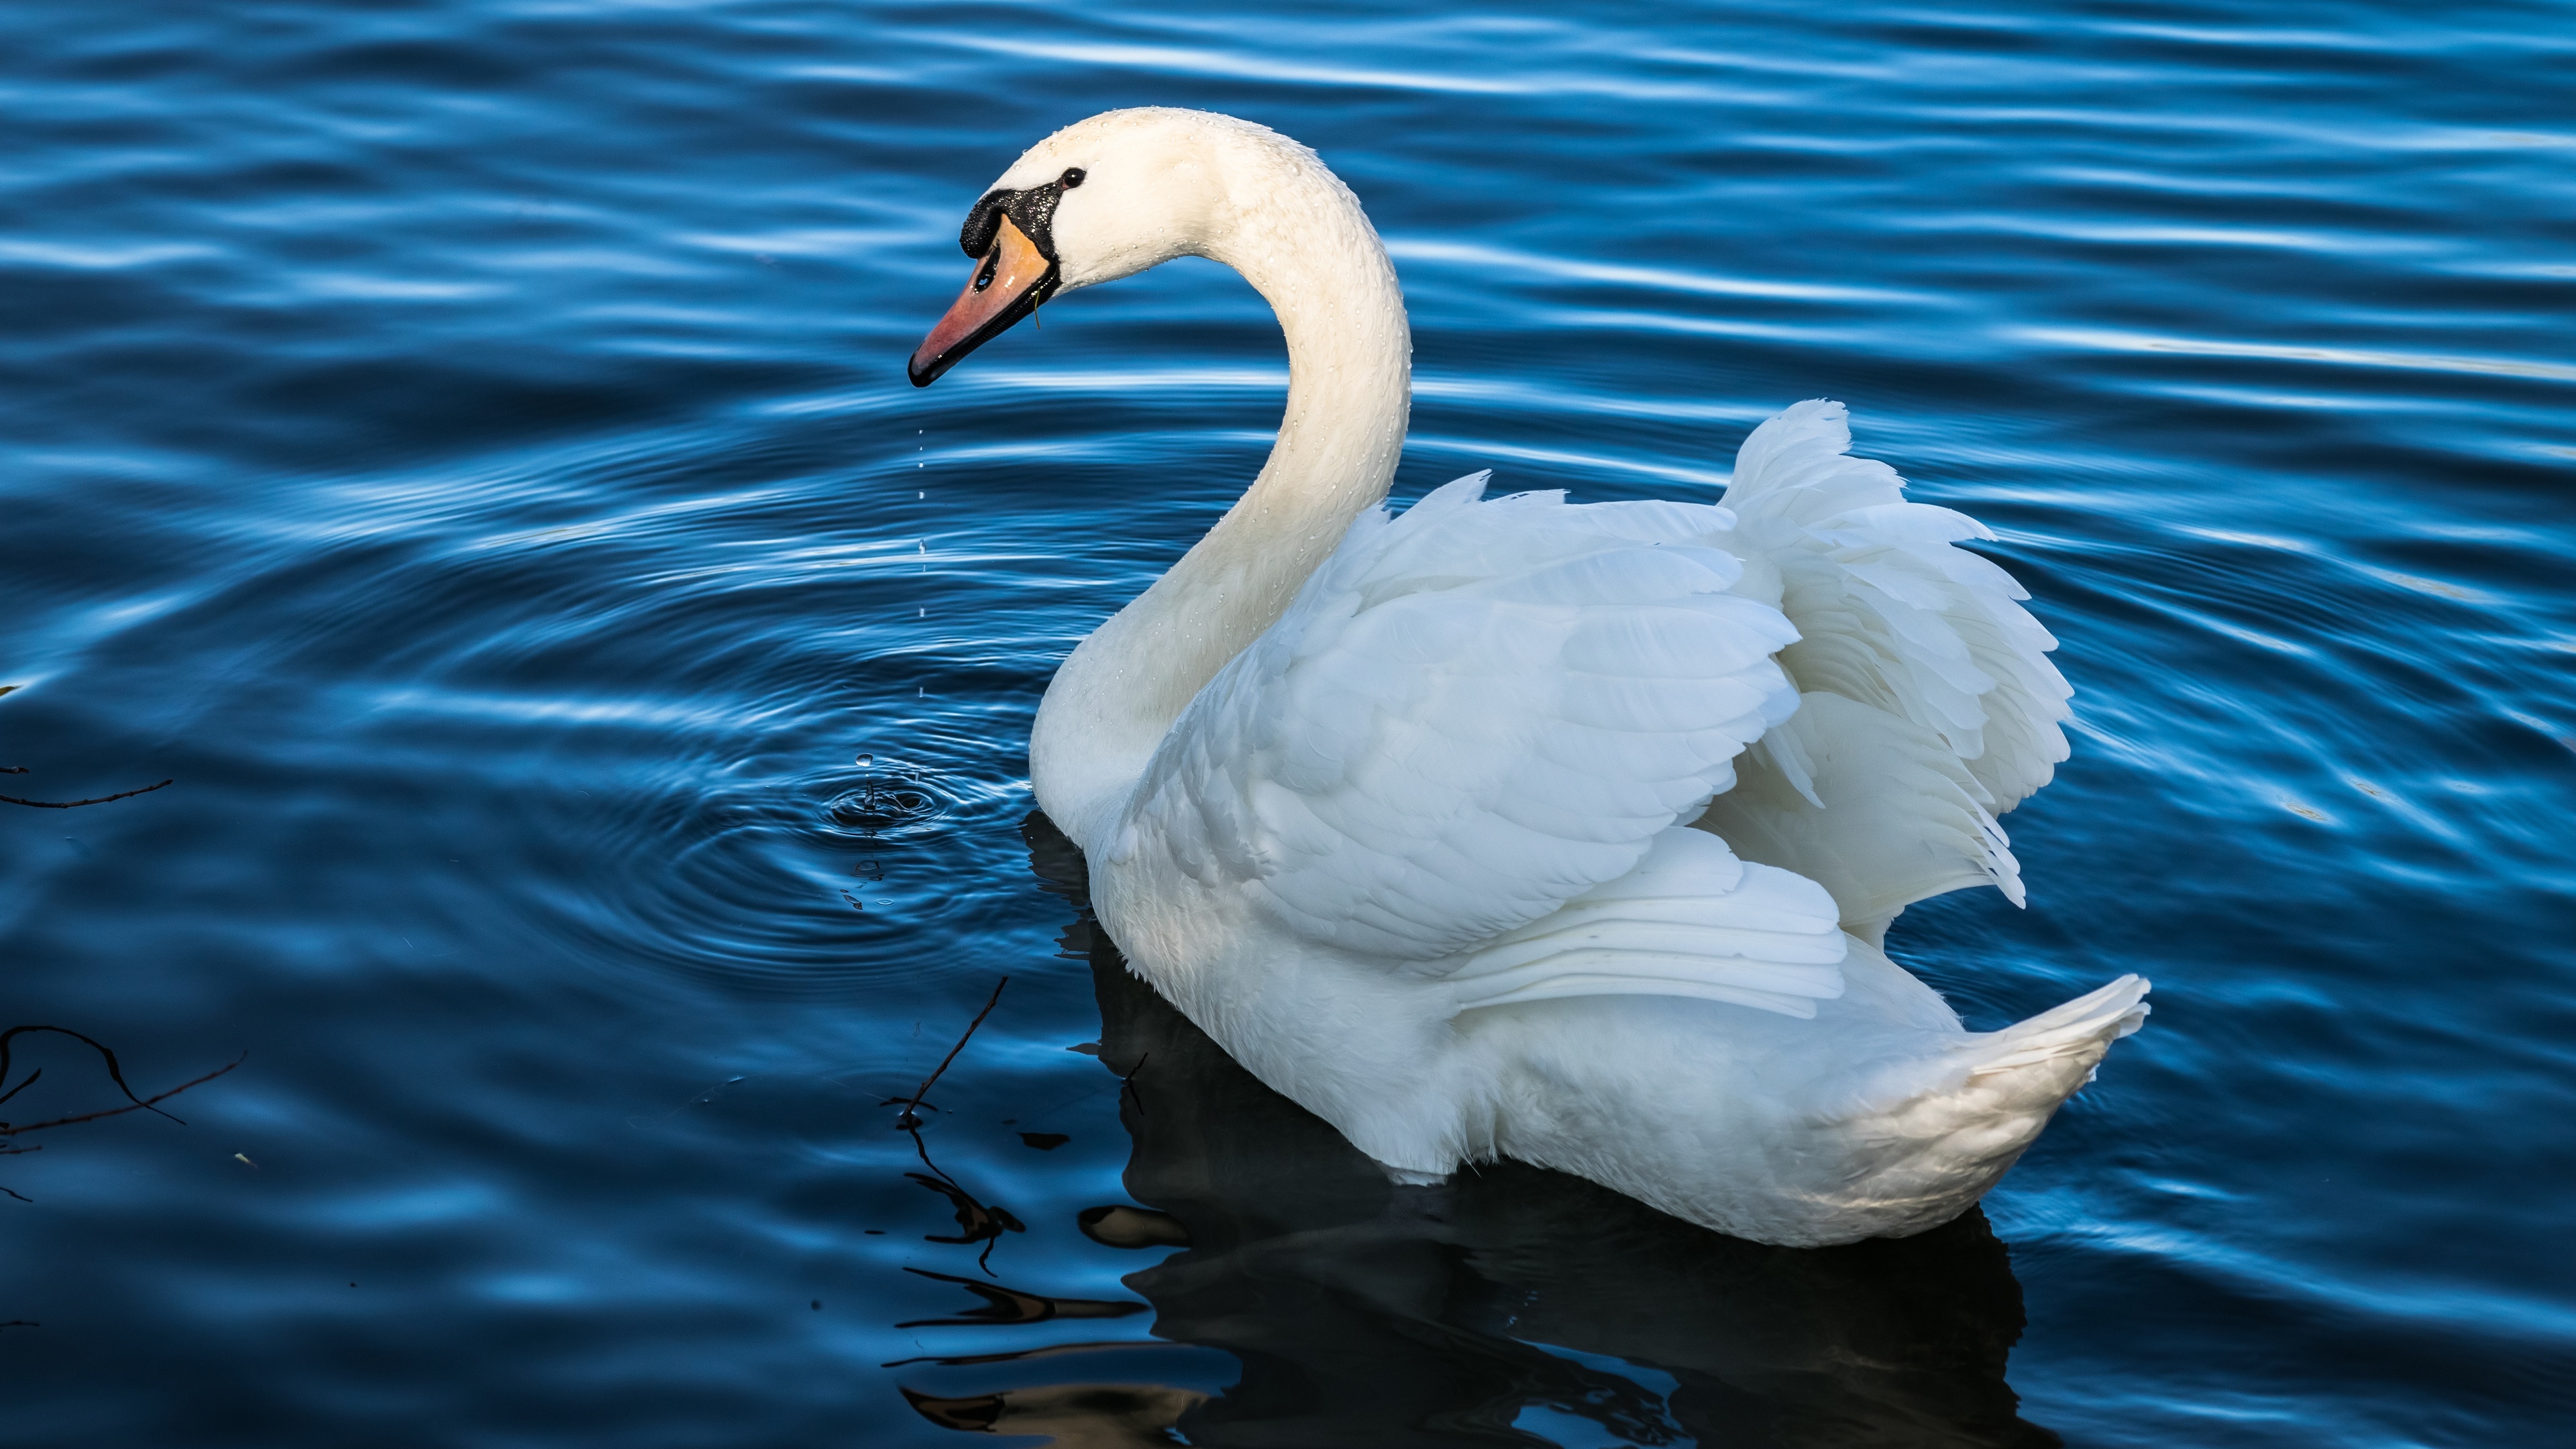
[909,214,1058,387]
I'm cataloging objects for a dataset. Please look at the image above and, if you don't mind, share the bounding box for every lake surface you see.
[5,1,2573,1444]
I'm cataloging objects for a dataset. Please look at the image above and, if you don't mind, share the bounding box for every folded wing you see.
[1116,474,1803,965]
[1442,825,1849,1020]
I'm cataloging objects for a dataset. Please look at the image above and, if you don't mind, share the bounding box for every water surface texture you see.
[6,2,2573,1444]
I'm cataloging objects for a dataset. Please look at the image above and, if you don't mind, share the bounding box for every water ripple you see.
[5,1,2571,1445]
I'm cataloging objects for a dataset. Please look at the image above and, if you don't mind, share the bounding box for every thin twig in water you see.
[0,1026,186,1126]
[0,777,173,810]
[896,976,1007,1128]
[898,1120,1023,1275]
[0,1054,244,1137]
[0,1026,243,1203]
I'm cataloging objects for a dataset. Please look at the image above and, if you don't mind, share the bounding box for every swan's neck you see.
[1031,144,1410,851]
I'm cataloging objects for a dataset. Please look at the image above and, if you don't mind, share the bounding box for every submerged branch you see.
[0,776,174,810]
[0,1054,245,1138]
[0,1026,244,1202]
[896,976,1008,1128]
[0,1025,180,1126]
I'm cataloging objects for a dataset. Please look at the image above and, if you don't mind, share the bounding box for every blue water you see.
[5,1,2571,1443]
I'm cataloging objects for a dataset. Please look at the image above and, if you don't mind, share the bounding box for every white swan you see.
[910,109,2147,1248]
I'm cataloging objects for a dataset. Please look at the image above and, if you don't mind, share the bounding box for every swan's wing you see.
[1701,400,2072,929]
[1115,473,1802,965]
[1443,825,1849,1020]
[1701,690,2024,928]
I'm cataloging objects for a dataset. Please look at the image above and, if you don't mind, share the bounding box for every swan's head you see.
[908,109,1295,386]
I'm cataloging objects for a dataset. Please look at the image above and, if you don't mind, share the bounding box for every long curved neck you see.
[1031,142,1410,851]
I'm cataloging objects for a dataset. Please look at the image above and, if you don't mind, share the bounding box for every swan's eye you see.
[972,249,999,292]
[1060,167,1085,188]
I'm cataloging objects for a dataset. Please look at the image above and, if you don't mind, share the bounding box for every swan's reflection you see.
[898,818,2058,1447]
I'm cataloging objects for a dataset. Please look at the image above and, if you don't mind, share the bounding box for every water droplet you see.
[856,753,873,768]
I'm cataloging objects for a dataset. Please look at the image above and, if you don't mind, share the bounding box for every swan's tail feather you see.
[1966,973,2151,1085]
[1793,975,2149,1240]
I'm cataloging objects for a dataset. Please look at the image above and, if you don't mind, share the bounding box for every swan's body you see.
[913,109,2145,1246]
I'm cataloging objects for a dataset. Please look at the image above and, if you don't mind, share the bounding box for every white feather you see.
[1442,827,1848,1019]
[1122,473,1799,962]
[1707,400,2072,933]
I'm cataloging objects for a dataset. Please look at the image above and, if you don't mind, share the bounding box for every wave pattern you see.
[3,1,2571,1445]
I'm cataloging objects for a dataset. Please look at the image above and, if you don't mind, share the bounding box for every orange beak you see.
[909,213,1057,387]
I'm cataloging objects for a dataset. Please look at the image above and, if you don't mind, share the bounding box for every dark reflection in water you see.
[894,1266,1146,1330]
[898,818,2057,1448]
